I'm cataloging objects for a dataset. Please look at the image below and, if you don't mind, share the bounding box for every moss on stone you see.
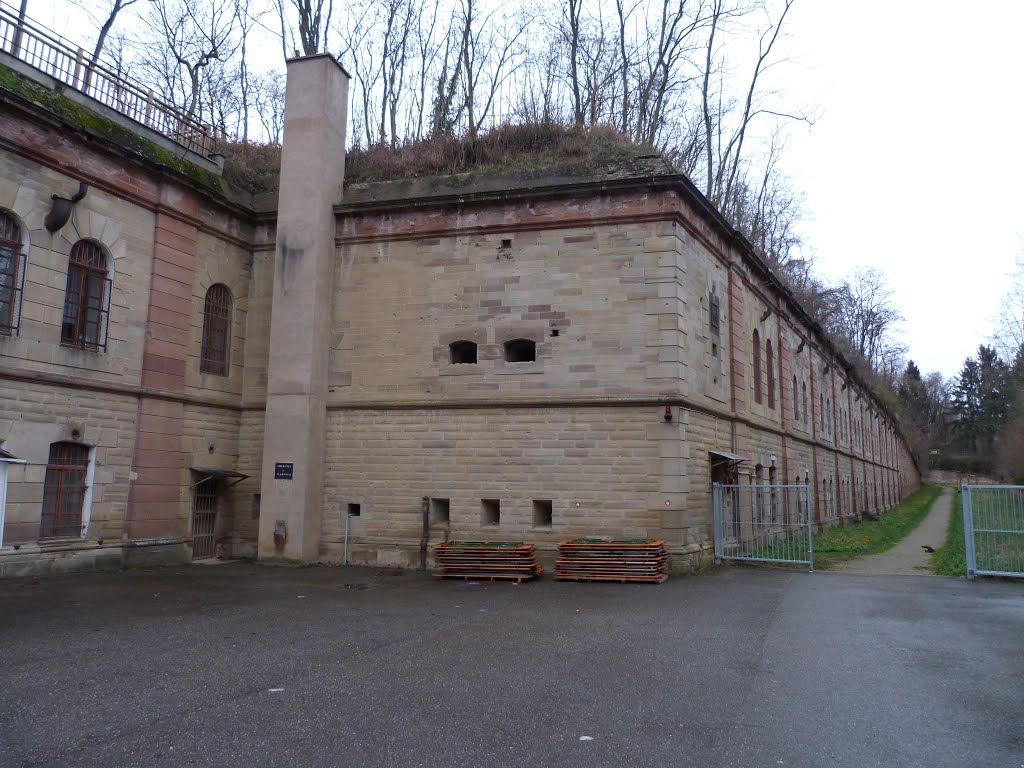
[0,63,230,197]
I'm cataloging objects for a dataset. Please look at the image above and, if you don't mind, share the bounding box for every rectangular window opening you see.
[532,499,553,528]
[348,503,361,517]
[251,494,261,521]
[430,497,450,524]
[481,498,500,526]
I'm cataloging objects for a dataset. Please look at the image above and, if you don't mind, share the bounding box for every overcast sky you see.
[779,1,1024,378]
[28,0,1024,379]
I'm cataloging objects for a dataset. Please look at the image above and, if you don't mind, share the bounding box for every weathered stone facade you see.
[0,51,919,576]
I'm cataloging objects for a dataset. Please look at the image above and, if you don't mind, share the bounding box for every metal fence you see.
[713,483,814,572]
[962,484,1024,579]
[0,1,215,156]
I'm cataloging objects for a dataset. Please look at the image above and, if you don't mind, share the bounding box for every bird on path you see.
[921,545,935,553]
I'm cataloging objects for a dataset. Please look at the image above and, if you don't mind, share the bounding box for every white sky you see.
[779,1,1024,378]
[27,0,1024,379]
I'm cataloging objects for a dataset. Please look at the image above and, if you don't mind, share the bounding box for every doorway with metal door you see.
[191,474,220,560]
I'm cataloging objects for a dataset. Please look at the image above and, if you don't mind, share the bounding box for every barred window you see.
[40,442,90,538]
[61,240,111,351]
[709,289,720,335]
[0,210,26,336]
[752,330,762,404]
[200,284,233,375]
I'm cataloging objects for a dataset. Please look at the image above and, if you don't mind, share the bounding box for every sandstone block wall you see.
[320,406,661,567]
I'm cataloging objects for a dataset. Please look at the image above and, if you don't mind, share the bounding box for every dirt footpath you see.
[831,486,953,575]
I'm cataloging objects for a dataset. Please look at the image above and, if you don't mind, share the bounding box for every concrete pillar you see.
[258,55,349,562]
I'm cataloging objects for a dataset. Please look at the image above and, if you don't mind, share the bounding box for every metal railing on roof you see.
[0,2,215,157]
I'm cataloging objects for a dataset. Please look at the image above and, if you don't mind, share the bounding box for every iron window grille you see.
[200,284,232,375]
[40,442,90,538]
[0,211,25,336]
[752,330,762,404]
[61,240,111,351]
[709,290,720,335]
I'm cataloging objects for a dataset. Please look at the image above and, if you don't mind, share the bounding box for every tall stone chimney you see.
[258,55,349,562]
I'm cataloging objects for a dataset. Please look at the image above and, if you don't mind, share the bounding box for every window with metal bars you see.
[708,288,720,335]
[200,284,232,375]
[61,240,111,351]
[0,210,26,336]
[40,442,90,538]
[752,330,762,404]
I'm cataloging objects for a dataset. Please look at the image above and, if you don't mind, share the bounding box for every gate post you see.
[962,484,976,580]
[806,484,814,573]
[713,482,723,565]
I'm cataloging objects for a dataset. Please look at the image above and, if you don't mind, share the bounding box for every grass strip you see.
[930,488,966,576]
[812,484,942,569]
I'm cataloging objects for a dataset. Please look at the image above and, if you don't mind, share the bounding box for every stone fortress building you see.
[0,29,920,576]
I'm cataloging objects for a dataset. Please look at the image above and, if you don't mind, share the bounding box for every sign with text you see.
[274,462,294,480]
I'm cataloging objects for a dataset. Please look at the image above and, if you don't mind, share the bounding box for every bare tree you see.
[823,267,907,375]
[276,0,333,57]
[253,71,287,142]
[994,254,1024,360]
[143,0,240,120]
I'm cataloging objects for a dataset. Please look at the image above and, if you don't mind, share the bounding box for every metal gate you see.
[962,484,1024,579]
[191,478,218,560]
[713,483,814,572]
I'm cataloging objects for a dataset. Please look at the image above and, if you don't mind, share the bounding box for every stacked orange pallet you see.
[555,538,668,583]
[433,541,542,583]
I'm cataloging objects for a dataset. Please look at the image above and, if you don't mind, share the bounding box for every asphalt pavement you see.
[1,563,1021,768]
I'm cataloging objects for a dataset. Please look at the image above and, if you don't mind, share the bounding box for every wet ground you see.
[1,563,1022,768]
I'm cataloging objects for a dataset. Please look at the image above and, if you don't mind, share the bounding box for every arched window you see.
[61,240,110,351]
[792,375,799,422]
[802,382,808,426]
[449,340,478,364]
[200,284,233,375]
[765,339,775,409]
[40,442,90,538]
[0,210,26,336]
[504,338,536,363]
[752,330,762,404]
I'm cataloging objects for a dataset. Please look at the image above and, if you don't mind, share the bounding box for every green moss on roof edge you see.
[0,63,237,201]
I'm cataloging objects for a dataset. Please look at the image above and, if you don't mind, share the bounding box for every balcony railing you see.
[0,2,215,157]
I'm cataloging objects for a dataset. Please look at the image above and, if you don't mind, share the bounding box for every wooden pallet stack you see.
[555,538,668,583]
[433,541,542,583]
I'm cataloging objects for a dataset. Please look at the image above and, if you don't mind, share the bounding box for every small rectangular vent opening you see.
[532,499,553,528]
[481,498,500,526]
[430,497,450,524]
[348,503,361,517]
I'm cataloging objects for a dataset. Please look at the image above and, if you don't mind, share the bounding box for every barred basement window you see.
[40,442,90,538]
[449,340,477,364]
[200,284,233,375]
[0,210,26,336]
[504,338,535,362]
[61,240,111,351]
